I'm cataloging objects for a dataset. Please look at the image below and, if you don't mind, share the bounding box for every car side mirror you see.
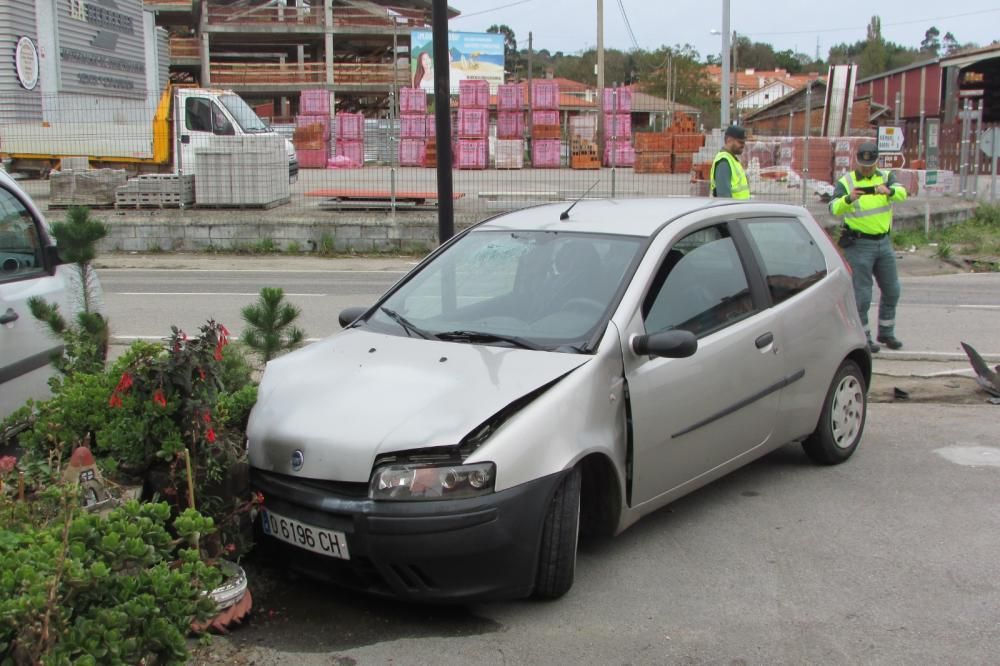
[338,306,368,328]
[631,330,698,358]
[45,244,64,274]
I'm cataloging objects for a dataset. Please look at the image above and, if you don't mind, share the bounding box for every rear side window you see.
[744,218,827,305]
[0,187,44,283]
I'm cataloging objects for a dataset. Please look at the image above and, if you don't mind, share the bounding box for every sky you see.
[445,0,999,64]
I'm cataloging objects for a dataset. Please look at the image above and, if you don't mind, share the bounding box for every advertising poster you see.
[410,31,505,93]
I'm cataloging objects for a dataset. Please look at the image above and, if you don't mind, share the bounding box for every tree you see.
[240,287,305,367]
[942,32,961,55]
[28,206,109,376]
[487,24,519,78]
[920,26,940,56]
[859,15,888,78]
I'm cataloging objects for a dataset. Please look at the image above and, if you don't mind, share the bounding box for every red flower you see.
[108,394,123,408]
[0,456,17,474]
[181,331,188,341]
[203,411,212,424]
[219,324,230,345]
[206,428,216,443]
[254,491,265,505]
[114,372,133,393]
[225,543,237,554]
[198,367,206,381]
[214,344,223,361]
[152,389,167,408]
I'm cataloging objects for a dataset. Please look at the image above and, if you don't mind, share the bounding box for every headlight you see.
[369,462,496,501]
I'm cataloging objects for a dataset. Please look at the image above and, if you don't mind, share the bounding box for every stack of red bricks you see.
[294,89,331,169]
[530,80,561,168]
[335,112,364,168]
[666,112,701,175]
[456,80,489,169]
[634,132,672,173]
[603,87,634,167]
[398,87,427,167]
[496,84,525,169]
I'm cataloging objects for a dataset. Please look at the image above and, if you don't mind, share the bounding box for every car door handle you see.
[0,308,19,325]
[180,134,190,144]
[755,332,774,349]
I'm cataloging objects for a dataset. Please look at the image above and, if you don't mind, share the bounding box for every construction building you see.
[146,0,456,118]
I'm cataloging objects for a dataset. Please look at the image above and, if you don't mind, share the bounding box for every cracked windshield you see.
[367,230,642,350]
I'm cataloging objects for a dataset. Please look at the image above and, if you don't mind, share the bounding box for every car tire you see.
[802,359,867,465]
[532,466,581,600]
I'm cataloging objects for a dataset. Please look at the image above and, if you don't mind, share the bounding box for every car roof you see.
[478,198,749,237]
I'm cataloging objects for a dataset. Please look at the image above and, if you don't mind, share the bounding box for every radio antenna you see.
[560,180,601,220]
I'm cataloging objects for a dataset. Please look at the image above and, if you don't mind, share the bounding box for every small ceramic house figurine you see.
[63,446,113,512]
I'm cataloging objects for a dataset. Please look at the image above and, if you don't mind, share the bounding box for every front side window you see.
[219,94,270,133]
[643,224,754,337]
[365,230,643,352]
[0,187,44,283]
[744,218,827,305]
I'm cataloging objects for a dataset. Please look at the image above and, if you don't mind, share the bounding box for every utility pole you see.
[732,29,738,124]
[431,0,453,242]
[597,0,605,162]
[527,32,533,153]
[721,0,731,128]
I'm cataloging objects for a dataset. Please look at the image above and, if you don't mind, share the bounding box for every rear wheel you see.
[532,466,581,600]
[802,360,867,465]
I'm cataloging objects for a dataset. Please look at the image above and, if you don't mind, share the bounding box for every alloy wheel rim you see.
[831,375,864,448]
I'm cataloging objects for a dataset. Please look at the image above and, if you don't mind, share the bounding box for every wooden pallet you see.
[304,189,464,204]
[196,197,290,210]
[116,192,194,208]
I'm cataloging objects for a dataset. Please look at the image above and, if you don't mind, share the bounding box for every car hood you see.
[247,328,589,482]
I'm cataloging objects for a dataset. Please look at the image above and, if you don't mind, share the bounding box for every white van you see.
[0,170,101,421]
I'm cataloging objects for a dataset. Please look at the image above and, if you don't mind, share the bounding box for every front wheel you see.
[532,467,581,600]
[802,360,867,465]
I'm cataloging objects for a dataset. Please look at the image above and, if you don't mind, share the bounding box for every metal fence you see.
[3,90,988,219]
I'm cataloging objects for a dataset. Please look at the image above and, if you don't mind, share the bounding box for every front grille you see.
[256,469,369,498]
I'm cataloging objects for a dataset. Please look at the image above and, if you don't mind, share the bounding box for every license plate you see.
[260,508,350,560]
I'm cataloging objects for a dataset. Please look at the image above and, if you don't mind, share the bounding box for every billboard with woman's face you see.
[410,31,505,92]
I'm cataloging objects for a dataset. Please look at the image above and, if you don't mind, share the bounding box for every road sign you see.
[878,126,904,153]
[980,127,999,159]
[879,153,906,169]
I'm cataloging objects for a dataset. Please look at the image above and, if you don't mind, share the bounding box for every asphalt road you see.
[194,403,1000,665]
[96,264,1000,359]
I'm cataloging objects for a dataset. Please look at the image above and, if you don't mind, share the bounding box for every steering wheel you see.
[560,297,605,316]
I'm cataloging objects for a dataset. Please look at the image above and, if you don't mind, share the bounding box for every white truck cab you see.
[173,88,298,180]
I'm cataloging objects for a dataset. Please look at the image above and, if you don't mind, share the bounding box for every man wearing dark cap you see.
[829,141,908,353]
[710,125,750,199]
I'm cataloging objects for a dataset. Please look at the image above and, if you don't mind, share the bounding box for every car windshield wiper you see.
[435,330,544,350]
[379,307,433,339]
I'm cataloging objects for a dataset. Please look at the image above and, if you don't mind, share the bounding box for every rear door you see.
[0,182,67,419]
[623,219,785,506]
[738,215,842,443]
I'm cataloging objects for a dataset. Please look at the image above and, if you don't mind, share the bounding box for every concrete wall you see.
[90,200,977,255]
[95,212,481,253]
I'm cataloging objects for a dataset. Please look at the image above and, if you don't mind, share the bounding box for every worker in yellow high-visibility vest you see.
[709,125,750,199]
[829,142,908,354]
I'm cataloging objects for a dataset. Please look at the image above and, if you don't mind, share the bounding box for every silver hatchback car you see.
[248,198,870,601]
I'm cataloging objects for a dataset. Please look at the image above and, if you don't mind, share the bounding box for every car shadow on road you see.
[223,560,504,654]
